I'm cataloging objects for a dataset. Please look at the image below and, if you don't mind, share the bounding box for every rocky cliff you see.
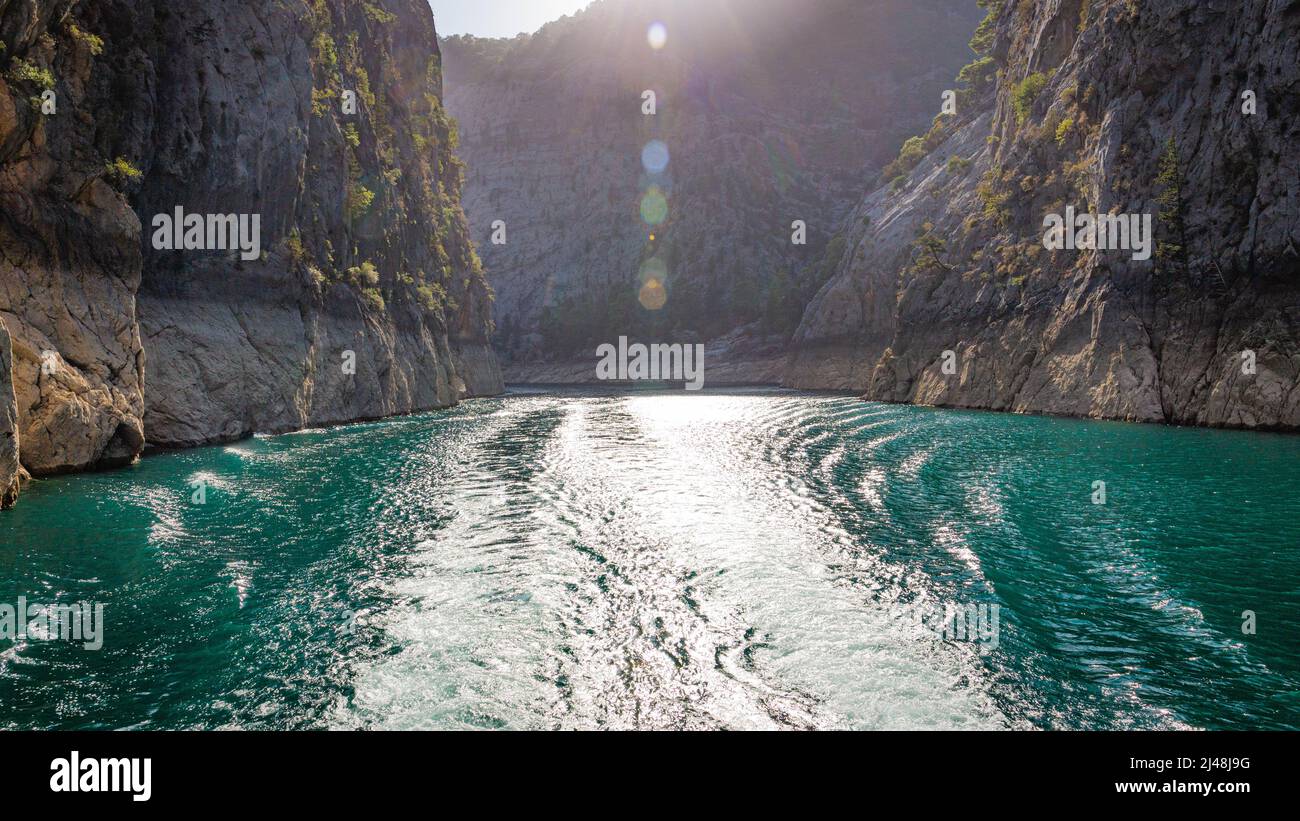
[441,0,982,378]
[787,0,1300,430]
[0,0,500,505]
[1,318,20,508]
[1,0,145,480]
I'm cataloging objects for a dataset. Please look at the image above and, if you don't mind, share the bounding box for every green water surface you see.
[1,388,1297,729]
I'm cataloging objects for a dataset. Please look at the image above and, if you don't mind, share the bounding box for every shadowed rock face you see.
[127,0,500,447]
[788,0,1300,430]
[0,0,500,499]
[1,319,21,508]
[441,0,983,374]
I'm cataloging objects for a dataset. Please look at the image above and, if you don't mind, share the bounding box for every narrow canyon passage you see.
[2,389,1298,730]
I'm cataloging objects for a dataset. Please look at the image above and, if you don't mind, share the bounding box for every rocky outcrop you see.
[129,0,501,447]
[787,0,1300,430]
[1,0,146,475]
[0,0,501,497]
[442,0,982,372]
[1,318,21,508]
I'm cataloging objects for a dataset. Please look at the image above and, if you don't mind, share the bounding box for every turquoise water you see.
[1,387,1298,729]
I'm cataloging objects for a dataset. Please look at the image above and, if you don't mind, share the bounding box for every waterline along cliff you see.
[0,0,501,507]
[786,0,1300,429]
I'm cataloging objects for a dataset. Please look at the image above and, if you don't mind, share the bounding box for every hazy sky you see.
[430,0,595,38]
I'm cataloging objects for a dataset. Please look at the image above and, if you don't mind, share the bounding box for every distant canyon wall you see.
[441,0,983,373]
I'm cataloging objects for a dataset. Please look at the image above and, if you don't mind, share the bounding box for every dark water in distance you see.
[2,387,1298,729]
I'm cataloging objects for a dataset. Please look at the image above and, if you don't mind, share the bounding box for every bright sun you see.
[430,0,596,39]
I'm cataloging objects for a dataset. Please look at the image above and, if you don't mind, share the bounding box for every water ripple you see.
[1,388,1298,729]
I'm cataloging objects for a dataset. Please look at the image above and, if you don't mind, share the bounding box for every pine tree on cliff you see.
[1155,137,1188,273]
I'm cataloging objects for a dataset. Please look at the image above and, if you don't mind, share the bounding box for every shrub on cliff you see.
[5,58,55,91]
[1012,72,1048,126]
[103,157,143,190]
[67,23,104,56]
[882,117,948,182]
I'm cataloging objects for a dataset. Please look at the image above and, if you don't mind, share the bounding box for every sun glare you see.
[647,22,667,49]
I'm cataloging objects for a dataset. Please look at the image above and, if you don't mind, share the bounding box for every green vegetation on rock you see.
[1012,72,1048,125]
[1155,137,1187,265]
[103,157,143,189]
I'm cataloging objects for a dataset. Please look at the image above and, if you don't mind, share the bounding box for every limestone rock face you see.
[1,0,146,475]
[442,0,983,370]
[0,0,501,498]
[788,0,1300,430]
[1,318,21,508]
[127,0,501,447]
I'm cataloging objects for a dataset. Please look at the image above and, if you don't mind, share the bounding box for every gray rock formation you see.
[788,0,1300,430]
[0,0,501,504]
[129,0,501,447]
[1,318,21,508]
[1,0,146,476]
[442,0,983,372]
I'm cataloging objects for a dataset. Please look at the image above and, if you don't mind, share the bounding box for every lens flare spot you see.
[647,22,667,50]
[640,187,668,226]
[641,140,670,174]
[639,278,668,310]
[639,257,668,284]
